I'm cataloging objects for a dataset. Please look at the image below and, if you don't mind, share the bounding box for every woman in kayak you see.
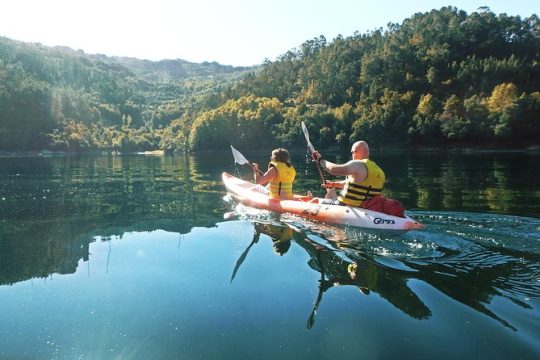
[252,148,297,200]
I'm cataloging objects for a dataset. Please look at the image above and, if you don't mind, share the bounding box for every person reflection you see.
[230,221,294,283]
[232,220,432,328]
[293,230,432,328]
[253,222,292,256]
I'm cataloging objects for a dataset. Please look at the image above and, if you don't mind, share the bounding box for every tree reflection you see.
[0,154,227,286]
[372,151,540,216]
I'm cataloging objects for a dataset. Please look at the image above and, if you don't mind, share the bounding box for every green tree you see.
[188,95,283,150]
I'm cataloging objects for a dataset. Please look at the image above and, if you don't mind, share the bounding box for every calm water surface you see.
[0,151,539,359]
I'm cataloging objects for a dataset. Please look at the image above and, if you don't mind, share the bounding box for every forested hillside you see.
[0,37,252,151]
[1,7,539,152]
[208,6,540,150]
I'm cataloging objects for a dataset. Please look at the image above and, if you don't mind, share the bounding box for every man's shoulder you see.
[350,159,368,167]
[346,160,367,178]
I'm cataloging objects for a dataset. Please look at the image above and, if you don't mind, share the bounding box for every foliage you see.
[188,95,283,150]
[225,7,540,149]
[1,6,540,152]
[0,36,254,151]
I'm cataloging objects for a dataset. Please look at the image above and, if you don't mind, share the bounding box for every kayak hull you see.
[222,172,423,230]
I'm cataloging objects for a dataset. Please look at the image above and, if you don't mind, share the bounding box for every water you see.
[0,151,539,359]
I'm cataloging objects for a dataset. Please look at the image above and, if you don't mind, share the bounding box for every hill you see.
[213,6,540,150]
[1,7,539,152]
[0,36,255,151]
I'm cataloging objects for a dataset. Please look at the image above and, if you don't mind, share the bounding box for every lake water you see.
[1,151,539,359]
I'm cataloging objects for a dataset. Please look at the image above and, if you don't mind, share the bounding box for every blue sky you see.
[1,0,538,66]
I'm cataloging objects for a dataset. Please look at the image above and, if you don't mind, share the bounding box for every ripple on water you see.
[412,211,540,255]
[335,211,540,303]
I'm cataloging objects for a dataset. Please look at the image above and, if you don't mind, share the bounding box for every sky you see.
[1,0,539,67]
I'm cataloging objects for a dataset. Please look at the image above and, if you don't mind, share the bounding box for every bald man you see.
[312,141,385,207]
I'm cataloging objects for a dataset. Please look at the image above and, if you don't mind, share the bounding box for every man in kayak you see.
[312,141,385,207]
[252,148,297,200]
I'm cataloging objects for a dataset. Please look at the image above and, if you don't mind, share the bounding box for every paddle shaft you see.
[307,248,326,329]
[313,157,327,184]
[301,121,328,186]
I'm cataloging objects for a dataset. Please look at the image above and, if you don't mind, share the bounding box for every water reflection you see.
[371,151,540,216]
[0,155,227,286]
[229,216,539,332]
[0,152,539,360]
[1,151,539,329]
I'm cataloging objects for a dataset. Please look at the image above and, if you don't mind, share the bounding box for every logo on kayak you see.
[373,217,395,225]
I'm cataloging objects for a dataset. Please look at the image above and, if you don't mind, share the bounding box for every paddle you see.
[301,122,336,199]
[301,121,327,184]
[230,145,264,175]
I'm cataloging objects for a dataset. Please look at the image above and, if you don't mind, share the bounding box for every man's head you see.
[351,141,369,160]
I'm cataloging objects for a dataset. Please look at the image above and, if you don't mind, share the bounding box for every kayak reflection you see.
[230,217,540,331]
[230,219,431,329]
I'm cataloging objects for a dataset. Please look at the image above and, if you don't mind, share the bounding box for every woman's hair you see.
[273,240,291,256]
[271,148,291,166]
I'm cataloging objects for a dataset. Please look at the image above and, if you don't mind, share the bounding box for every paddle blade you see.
[301,121,315,153]
[306,308,317,329]
[230,250,248,283]
[306,285,324,329]
[231,145,249,165]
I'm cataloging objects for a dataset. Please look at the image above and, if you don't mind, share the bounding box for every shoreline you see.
[1,145,539,157]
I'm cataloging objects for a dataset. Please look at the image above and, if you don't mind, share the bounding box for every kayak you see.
[222,172,423,230]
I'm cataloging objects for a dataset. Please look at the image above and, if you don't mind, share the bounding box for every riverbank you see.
[1,144,539,157]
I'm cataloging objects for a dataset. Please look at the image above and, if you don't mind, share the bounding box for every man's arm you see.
[321,159,367,185]
[323,179,346,189]
[321,159,361,177]
[311,151,366,182]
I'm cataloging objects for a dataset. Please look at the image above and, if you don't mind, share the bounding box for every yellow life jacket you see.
[262,224,293,242]
[338,159,385,207]
[268,161,296,199]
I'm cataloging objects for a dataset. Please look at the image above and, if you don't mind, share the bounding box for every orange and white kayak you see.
[222,172,423,230]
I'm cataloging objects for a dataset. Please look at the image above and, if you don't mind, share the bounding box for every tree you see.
[486,83,519,138]
[188,95,284,150]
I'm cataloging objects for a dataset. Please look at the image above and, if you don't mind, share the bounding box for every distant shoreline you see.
[1,145,539,157]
